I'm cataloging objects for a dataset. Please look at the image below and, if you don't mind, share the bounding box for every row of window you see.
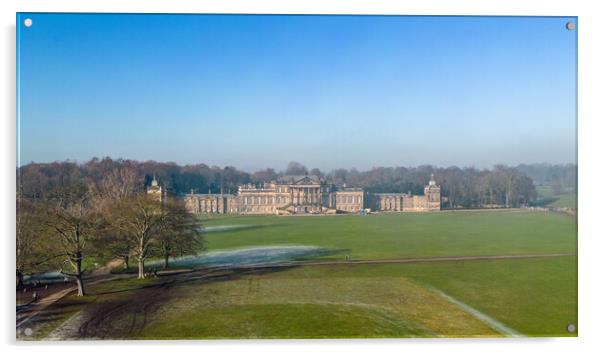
[336,195,362,204]
[243,196,289,205]
[381,200,401,210]
[239,195,363,205]
[242,206,276,213]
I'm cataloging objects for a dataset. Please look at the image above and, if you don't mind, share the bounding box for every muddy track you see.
[73,268,248,339]
[76,278,177,339]
[16,274,130,331]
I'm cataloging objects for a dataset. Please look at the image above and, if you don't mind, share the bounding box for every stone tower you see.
[147,174,163,202]
[424,173,441,210]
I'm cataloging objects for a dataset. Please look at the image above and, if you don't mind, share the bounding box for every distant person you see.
[32,292,38,303]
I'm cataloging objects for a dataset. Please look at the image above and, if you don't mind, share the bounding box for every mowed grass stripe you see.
[138,276,500,339]
[274,256,578,336]
[427,287,522,337]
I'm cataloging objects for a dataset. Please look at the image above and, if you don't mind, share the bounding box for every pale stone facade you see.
[334,188,364,213]
[371,174,441,212]
[182,174,441,215]
[183,193,237,214]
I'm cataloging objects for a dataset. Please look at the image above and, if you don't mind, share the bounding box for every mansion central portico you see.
[288,180,322,207]
[236,175,343,215]
[181,174,440,215]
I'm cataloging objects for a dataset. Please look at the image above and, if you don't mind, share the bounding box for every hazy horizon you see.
[16,155,577,174]
[17,14,577,171]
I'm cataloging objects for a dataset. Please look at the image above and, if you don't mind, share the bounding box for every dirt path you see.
[47,268,240,340]
[92,259,125,275]
[17,258,129,333]
[16,274,131,332]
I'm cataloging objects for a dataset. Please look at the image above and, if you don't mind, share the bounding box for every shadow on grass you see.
[111,246,350,275]
[203,223,290,234]
[94,263,304,297]
[25,246,350,339]
[49,265,298,339]
[531,197,560,207]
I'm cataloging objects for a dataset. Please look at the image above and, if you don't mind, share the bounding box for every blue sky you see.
[17,14,577,171]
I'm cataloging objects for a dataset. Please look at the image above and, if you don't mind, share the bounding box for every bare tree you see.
[90,164,141,211]
[93,227,134,270]
[309,168,323,179]
[286,161,308,176]
[38,193,104,296]
[89,165,142,269]
[110,195,168,279]
[252,168,278,183]
[16,199,51,288]
[155,201,204,269]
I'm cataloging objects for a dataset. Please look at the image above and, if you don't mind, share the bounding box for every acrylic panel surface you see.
[16,13,577,340]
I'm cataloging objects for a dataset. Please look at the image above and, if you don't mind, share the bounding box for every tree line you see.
[18,158,545,210]
[515,163,576,196]
[257,162,542,208]
[17,160,203,296]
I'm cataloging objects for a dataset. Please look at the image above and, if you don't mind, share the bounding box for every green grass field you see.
[29,210,577,339]
[139,272,499,339]
[201,210,576,259]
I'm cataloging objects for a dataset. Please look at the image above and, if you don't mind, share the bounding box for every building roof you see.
[337,188,364,192]
[276,175,322,184]
[186,193,236,198]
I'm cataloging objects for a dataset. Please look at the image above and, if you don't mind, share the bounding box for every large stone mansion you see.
[179,174,441,215]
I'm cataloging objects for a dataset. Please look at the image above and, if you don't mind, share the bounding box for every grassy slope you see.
[202,211,576,260]
[269,256,577,336]
[536,186,577,208]
[138,256,576,339]
[36,256,576,339]
[139,275,498,339]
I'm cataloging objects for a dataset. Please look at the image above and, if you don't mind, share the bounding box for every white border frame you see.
[2,1,601,354]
